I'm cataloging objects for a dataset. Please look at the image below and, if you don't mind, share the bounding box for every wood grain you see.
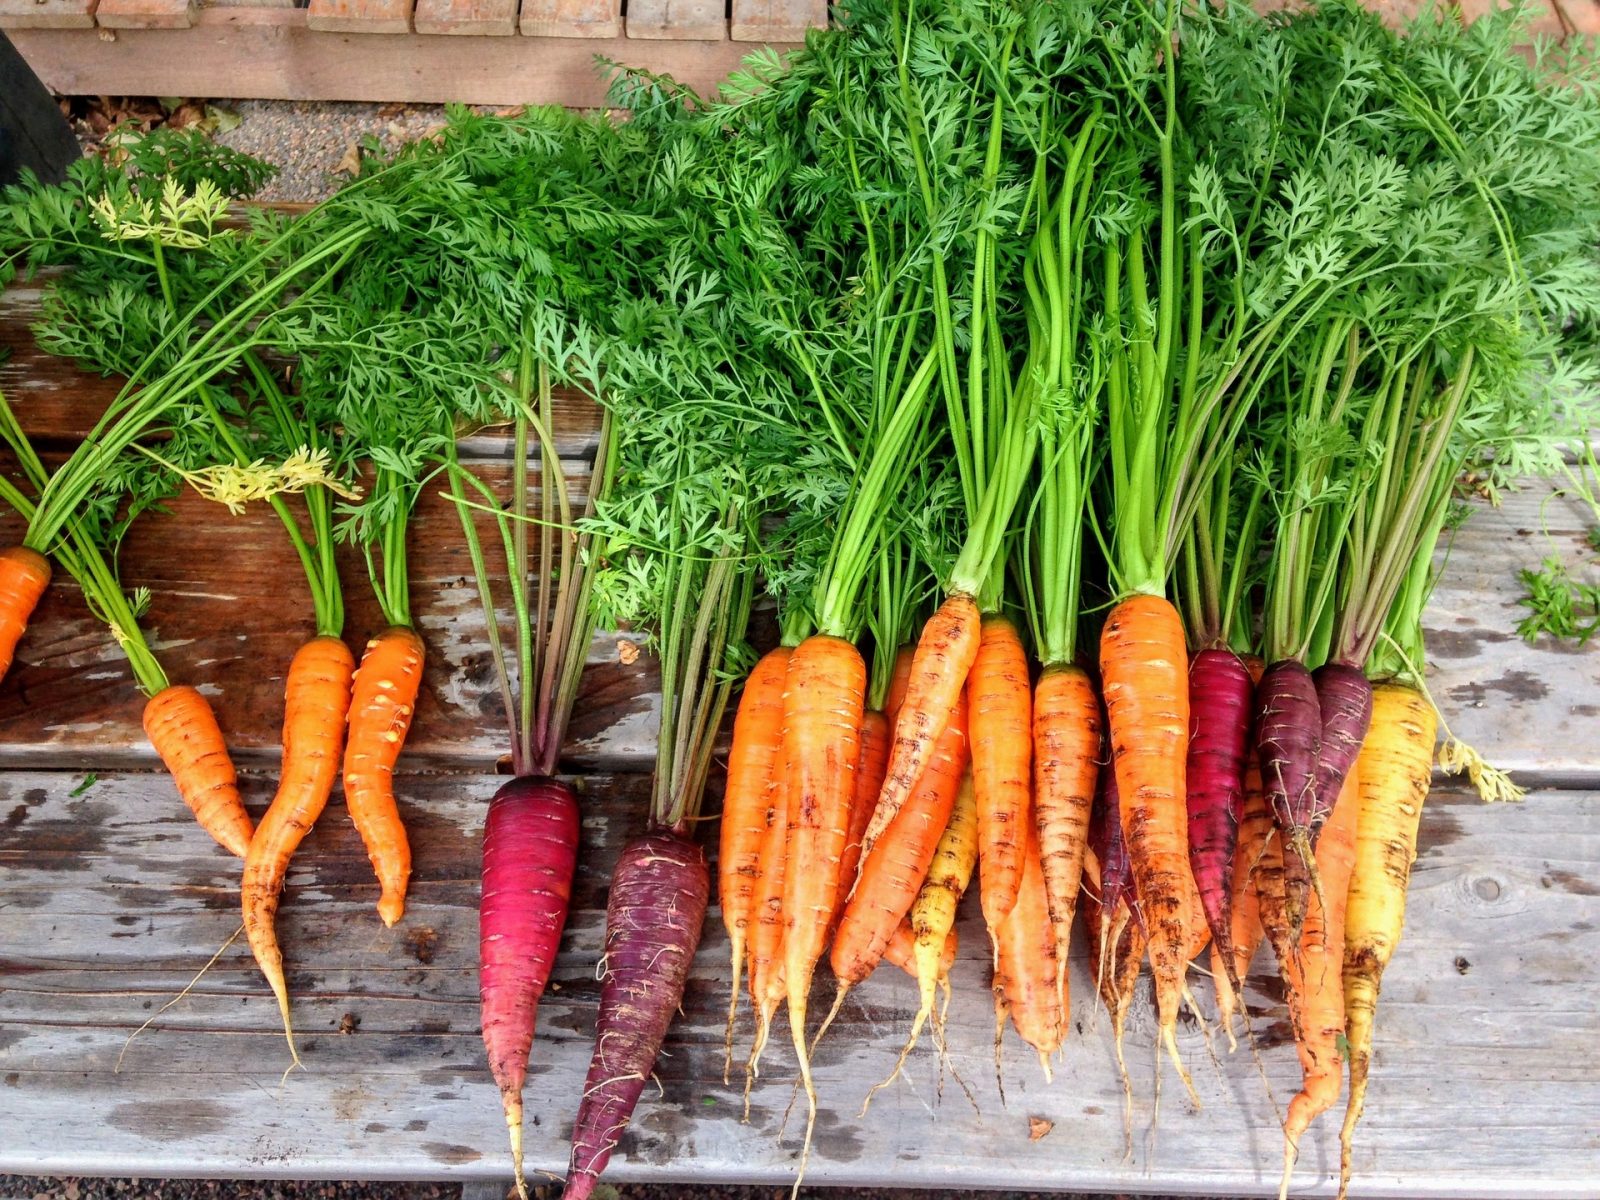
[518,0,618,38]
[1,770,1595,1194]
[91,0,191,28]
[625,0,725,41]
[5,9,790,104]
[730,0,825,42]
[305,0,413,33]
[413,0,516,35]
[0,0,96,30]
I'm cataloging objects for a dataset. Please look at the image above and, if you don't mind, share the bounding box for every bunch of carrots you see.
[3,0,1599,1196]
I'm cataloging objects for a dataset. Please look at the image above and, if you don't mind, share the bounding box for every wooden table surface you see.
[2,277,1598,1197]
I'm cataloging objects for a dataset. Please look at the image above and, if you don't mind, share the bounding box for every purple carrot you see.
[1310,661,1373,832]
[562,828,709,1200]
[1185,647,1254,986]
[1254,659,1322,944]
[480,776,581,1200]
[1088,757,1136,934]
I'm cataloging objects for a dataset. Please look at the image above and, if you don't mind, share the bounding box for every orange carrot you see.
[780,633,865,1176]
[242,635,356,1063]
[0,546,50,683]
[743,741,789,1096]
[828,693,967,994]
[969,615,1033,937]
[1033,663,1101,1004]
[1099,592,1196,1097]
[831,708,892,930]
[883,919,957,980]
[884,645,915,725]
[143,684,253,857]
[992,823,1061,1078]
[862,594,981,860]
[1279,763,1360,1198]
[343,625,425,927]
[719,646,791,1078]
[1214,759,1270,1046]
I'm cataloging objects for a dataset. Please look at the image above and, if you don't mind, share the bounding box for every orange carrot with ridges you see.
[143,684,253,857]
[744,741,788,1094]
[992,823,1061,1077]
[719,646,791,1079]
[343,625,425,927]
[1214,759,1270,1046]
[1099,592,1196,1098]
[0,546,50,683]
[883,919,957,980]
[831,708,892,930]
[1279,763,1360,1199]
[884,645,915,725]
[968,614,1032,936]
[242,635,356,1063]
[862,594,980,860]
[1033,663,1101,1003]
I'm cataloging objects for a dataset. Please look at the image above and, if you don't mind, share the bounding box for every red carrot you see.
[1185,646,1254,989]
[480,776,580,1199]
[563,829,708,1200]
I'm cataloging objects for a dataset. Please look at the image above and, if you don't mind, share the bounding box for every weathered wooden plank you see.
[413,0,516,36]
[0,0,95,31]
[1,771,1595,1195]
[306,0,413,34]
[518,0,618,38]
[91,0,192,29]
[625,0,726,41]
[730,0,826,42]
[5,9,793,105]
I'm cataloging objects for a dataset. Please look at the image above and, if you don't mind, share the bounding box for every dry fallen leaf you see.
[1028,1116,1054,1141]
[336,141,363,176]
[617,638,640,666]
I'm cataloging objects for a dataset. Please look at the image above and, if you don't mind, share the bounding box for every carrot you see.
[1256,657,1323,945]
[1032,663,1102,1010]
[861,593,981,860]
[480,775,581,1200]
[831,708,892,931]
[0,545,51,683]
[968,614,1032,937]
[884,644,915,725]
[883,918,957,981]
[743,741,788,1094]
[142,684,253,857]
[779,633,865,1172]
[563,829,709,1200]
[1279,762,1360,1200]
[870,771,978,1103]
[1213,759,1270,1046]
[719,646,791,1079]
[821,692,967,1037]
[1185,646,1254,985]
[1099,591,1196,1097]
[1337,682,1437,1200]
[1085,758,1143,1128]
[343,625,425,927]
[241,635,356,1064]
[992,822,1061,1078]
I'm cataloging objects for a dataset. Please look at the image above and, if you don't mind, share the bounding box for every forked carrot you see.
[1099,592,1196,1099]
[719,646,791,1079]
[992,822,1061,1079]
[343,625,425,927]
[968,614,1033,937]
[242,635,356,1063]
[861,594,981,860]
[1279,763,1360,1200]
[0,545,51,683]
[143,684,253,857]
[1338,683,1437,1199]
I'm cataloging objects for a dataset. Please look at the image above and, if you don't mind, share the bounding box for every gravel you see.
[211,100,452,203]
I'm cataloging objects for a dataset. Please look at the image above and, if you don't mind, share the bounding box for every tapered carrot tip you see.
[377,891,405,928]
[504,1097,527,1200]
[143,684,253,858]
